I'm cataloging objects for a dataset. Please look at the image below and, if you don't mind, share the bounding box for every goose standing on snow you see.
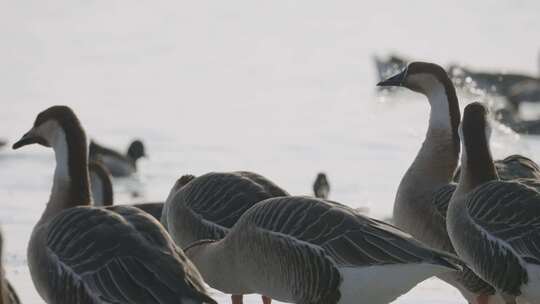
[13,106,215,304]
[89,139,146,177]
[184,196,461,304]
[163,171,289,304]
[448,102,540,304]
[0,230,20,304]
[313,172,330,199]
[377,62,537,304]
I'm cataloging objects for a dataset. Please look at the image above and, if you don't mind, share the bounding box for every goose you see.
[12,105,215,304]
[377,61,539,304]
[313,172,330,199]
[184,196,461,304]
[448,102,540,304]
[163,171,289,304]
[89,160,113,206]
[89,139,146,177]
[0,230,20,304]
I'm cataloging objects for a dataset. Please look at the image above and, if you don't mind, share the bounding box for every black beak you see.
[12,132,46,149]
[377,70,406,87]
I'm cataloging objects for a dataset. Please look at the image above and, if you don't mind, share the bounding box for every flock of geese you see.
[2,61,540,304]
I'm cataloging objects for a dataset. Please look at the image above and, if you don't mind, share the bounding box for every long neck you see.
[43,128,91,220]
[187,242,246,294]
[457,130,498,195]
[402,82,461,190]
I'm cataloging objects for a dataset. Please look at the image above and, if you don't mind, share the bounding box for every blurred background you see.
[1,0,539,303]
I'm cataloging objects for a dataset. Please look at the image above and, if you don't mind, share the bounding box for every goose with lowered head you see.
[184,196,462,304]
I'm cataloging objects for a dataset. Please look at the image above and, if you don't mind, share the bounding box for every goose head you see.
[377,61,451,96]
[12,105,83,151]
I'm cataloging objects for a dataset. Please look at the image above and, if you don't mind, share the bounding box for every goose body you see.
[89,140,145,177]
[377,62,540,304]
[448,103,540,304]
[13,106,215,304]
[186,196,461,304]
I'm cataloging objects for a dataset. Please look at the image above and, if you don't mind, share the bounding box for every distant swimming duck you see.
[185,196,461,304]
[448,102,540,304]
[448,64,538,98]
[0,139,6,150]
[89,139,146,177]
[13,106,215,304]
[163,171,289,304]
[313,172,330,199]
[0,229,20,304]
[378,62,538,304]
[495,107,540,135]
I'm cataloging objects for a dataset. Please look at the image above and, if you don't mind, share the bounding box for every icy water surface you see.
[2,0,540,303]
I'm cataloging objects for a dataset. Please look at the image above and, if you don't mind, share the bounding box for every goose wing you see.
[235,171,289,197]
[46,206,215,304]
[122,202,164,222]
[237,196,459,268]
[170,172,285,245]
[467,180,540,263]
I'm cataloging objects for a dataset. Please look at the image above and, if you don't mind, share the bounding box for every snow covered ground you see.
[1,0,540,302]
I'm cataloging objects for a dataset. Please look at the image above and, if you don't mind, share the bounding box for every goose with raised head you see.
[0,230,20,304]
[89,160,114,206]
[89,139,146,177]
[185,196,461,304]
[448,102,540,304]
[378,62,520,304]
[163,171,288,304]
[313,172,330,199]
[13,106,215,304]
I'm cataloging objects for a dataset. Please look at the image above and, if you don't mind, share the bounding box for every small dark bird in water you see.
[313,172,330,199]
[89,139,147,177]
